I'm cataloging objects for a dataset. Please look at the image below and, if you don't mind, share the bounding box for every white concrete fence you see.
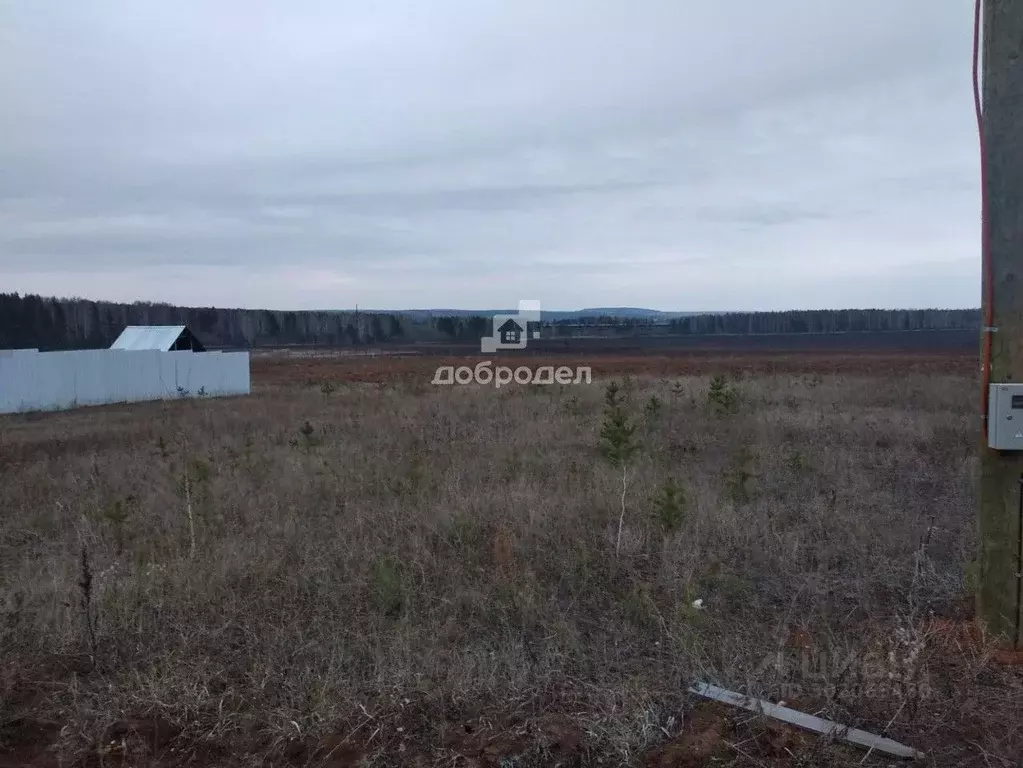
[0,349,250,414]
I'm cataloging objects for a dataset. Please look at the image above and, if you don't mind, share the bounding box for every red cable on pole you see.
[975,0,994,439]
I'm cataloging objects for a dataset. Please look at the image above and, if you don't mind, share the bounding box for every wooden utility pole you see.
[978,0,1023,651]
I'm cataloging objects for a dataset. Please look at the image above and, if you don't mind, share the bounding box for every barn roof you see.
[110,326,205,352]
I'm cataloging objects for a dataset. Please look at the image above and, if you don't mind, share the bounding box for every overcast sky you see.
[1,1,979,311]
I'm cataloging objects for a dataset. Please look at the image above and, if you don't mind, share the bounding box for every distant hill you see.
[575,307,701,318]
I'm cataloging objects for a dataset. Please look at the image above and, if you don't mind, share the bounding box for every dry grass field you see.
[2,352,1021,766]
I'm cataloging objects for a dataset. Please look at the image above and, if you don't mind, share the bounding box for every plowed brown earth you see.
[252,350,975,386]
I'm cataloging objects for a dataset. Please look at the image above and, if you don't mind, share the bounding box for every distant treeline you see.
[667,308,979,334]
[0,293,411,350]
[0,293,980,351]
[551,308,979,333]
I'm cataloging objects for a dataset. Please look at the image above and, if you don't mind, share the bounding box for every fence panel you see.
[0,350,250,414]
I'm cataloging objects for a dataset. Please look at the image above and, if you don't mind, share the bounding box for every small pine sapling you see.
[599,381,639,558]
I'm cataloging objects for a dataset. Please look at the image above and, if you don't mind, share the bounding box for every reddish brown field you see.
[3,346,1021,767]
[251,350,976,386]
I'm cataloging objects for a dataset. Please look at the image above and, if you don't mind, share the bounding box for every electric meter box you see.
[988,383,1023,450]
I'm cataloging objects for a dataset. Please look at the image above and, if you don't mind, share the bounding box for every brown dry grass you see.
[1,361,1021,766]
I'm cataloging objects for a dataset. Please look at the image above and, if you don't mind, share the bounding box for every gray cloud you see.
[0,0,980,310]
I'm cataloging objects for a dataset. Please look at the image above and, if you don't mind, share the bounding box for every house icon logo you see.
[481,300,541,353]
[497,318,524,346]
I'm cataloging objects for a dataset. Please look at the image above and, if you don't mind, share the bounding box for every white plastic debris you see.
[688,682,924,760]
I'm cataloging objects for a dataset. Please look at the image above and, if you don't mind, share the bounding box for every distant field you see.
[248,329,978,386]
[248,329,978,359]
[252,349,975,387]
[2,348,1020,767]
[448,328,979,355]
